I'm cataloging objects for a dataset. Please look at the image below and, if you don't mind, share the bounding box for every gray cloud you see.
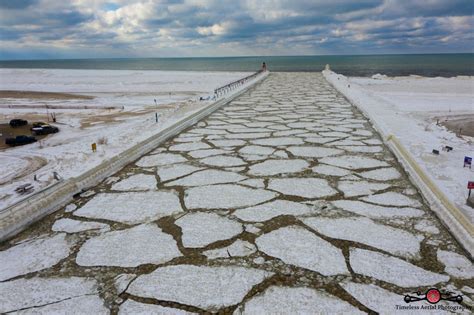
[0,0,472,59]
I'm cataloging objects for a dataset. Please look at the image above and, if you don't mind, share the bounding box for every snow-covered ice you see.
[332,200,424,218]
[414,219,440,234]
[111,174,157,191]
[304,217,421,257]
[337,180,390,197]
[175,212,243,248]
[358,168,401,181]
[76,224,181,267]
[361,192,421,207]
[350,248,449,287]
[247,159,309,176]
[256,226,348,276]
[238,145,275,156]
[184,184,277,209]
[157,164,202,181]
[312,165,351,177]
[251,137,304,146]
[136,153,187,167]
[203,240,256,259]
[127,265,271,311]
[341,282,414,314]
[287,146,343,158]
[236,286,364,314]
[437,250,474,279]
[167,169,246,186]
[64,203,78,213]
[200,155,246,167]
[114,274,137,295]
[119,300,194,315]
[188,149,230,158]
[319,156,389,170]
[233,200,315,222]
[0,234,73,281]
[52,218,110,233]
[15,295,108,314]
[169,142,211,152]
[74,191,183,224]
[0,277,101,313]
[268,178,337,198]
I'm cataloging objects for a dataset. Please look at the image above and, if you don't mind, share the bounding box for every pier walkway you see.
[0,73,472,314]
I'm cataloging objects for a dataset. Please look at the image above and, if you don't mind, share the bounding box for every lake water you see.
[0,54,472,77]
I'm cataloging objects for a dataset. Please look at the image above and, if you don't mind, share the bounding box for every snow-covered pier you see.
[0,73,472,313]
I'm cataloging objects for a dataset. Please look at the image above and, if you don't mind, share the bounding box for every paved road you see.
[1,73,472,314]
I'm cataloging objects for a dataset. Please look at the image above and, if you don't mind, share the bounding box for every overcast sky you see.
[0,0,472,59]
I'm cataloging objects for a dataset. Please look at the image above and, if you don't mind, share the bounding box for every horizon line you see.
[1,52,473,62]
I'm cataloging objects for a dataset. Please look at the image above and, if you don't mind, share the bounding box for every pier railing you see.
[214,70,264,98]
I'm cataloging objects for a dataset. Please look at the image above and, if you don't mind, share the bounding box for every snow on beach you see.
[0,69,249,210]
[324,70,474,223]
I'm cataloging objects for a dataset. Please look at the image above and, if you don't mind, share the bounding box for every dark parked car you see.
[5,135,37,146]
[31,122,49,129]
[32,125,59,135]
[9,119,28,127]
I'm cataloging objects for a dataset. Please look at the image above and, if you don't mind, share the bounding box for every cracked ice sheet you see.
[337,145,383,153]
[235,286,364,314]
[185,184,277,210]
[319,156,389,170]
[136,153,187,167]
[14,295,107,315]
[437,250,474,279]
[167,169,246,186]
[256,226,348,276]
[303,217,421,258]
[169,142,211,152]
[358,167,401,181]
[175,213,243,248]
[0,277,102,313]
[361,192,421,207]
[157,164,202,181]
[74,191,182,224]
[312,164,351,177]
[239,145,275,156]
[233,200,316,222]
[350,248,449,287]
[332,200,424,218]
[268,178,337,199]
[0,234,73,282]
[119,300,194,315]
[188,149,230,158]
[287,146,343,158]
[209,139,246,147]
[127,265,272,311]
[248,159,309,176]
[111,174,157,191]
[76,224,181,267]
[251,137,304,146]
[338,180,390,197]
[204,240,256,259]
[200,155,246,167]
[341,282,418,315]
[52,218,110,233]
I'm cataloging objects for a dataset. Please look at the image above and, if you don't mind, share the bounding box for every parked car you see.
[32,125,59,135]
[31,122,49,129]
[5,135,37,146]
[9,119,28,127]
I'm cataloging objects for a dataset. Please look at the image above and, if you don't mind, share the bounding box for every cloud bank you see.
[0,0,472,59]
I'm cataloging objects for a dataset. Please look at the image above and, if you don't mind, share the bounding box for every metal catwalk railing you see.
[214,70,265,98]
